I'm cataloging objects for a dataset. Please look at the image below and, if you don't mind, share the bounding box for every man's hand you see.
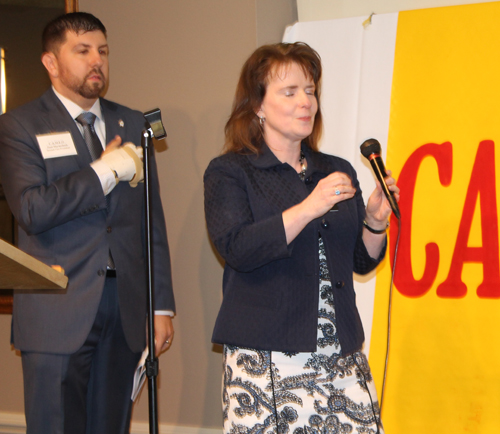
[102,135,122,155]
[153,315,174,357]
[99,137,143,184]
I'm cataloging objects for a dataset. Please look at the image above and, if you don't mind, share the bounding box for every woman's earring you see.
[259,116,266,126]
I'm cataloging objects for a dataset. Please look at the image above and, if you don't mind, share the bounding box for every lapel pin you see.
[118,119,125,127]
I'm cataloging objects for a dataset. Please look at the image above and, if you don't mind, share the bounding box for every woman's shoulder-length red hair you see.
[223,42,323,155]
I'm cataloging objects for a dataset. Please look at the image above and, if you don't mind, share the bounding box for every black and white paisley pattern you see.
[223,237,384,434]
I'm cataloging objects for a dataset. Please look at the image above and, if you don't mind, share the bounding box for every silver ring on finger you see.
[335,188,341,196]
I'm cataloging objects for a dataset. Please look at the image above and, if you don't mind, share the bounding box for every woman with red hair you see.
[204,42,398,434]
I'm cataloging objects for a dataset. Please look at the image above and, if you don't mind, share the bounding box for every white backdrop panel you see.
[283,13,398,354]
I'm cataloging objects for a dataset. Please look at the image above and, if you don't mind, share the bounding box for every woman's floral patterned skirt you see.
[222,238,384,434]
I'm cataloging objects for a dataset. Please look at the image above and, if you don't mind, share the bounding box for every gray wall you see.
[0,0,297,429]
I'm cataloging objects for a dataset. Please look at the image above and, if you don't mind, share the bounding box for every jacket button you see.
[107,226,112,233]
[305,176,312,184]
[335,281,344,289]
[97,269,105,276]
[321,219,329,229]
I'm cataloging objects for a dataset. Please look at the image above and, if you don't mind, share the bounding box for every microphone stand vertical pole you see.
[142,128,159,434]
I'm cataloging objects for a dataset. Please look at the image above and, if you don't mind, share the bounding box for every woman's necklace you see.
[298,151,307,181]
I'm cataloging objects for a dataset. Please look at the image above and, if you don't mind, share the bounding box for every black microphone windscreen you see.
[360,138,381,158]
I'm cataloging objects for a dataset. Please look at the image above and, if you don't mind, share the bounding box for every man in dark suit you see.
[0,12,175,434]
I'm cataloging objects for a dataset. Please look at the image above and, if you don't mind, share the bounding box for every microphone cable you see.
[353,353,382,434]
[379,216,402,413]
[269,352,280,433]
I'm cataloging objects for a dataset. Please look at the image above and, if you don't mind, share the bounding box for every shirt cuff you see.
[154,310,175,317]
[91,160,117,195]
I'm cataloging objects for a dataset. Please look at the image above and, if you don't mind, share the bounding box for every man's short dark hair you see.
[42,12,107,54]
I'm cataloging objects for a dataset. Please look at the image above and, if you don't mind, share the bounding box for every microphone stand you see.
[142,127,159,434]
[142,109,167,434]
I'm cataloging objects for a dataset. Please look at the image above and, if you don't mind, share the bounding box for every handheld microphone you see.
[360,138,400,219]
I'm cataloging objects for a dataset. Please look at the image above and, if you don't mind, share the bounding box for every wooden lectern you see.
[0,238,68,313]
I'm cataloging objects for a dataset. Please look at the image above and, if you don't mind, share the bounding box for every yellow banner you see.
[371,2,500,432]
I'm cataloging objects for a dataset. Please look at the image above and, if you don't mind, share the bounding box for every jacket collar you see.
[305,145,332,177]
[247,142,331,178]
[247,142,282,169]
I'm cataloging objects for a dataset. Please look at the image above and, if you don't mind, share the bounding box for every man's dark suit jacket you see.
[204,144,385,355]
[0,88,175,354]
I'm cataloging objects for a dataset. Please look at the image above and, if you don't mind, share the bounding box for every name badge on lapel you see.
[36,132,77,159]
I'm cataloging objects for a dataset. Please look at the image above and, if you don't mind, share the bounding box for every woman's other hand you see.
[282,171,355,244]
[304,171,356,218]
[365,169,400,228]
[362,170,399,258]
